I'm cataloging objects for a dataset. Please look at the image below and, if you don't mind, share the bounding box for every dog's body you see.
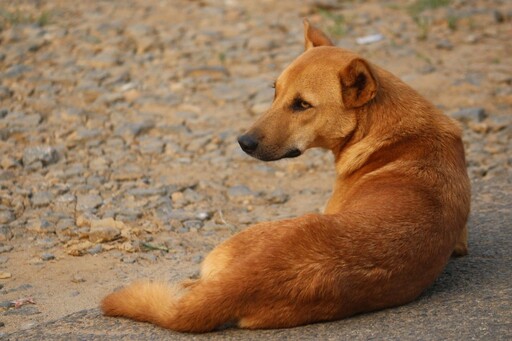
[101,21,470,332]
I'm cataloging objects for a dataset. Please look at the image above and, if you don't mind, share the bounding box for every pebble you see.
[88,226,120,243]
[227,185,255,199]
[0,226,13,241]
[435,39,453,50]
[0,245,13,254]
[3,305,40,316]
[76,194,103,211]
[450,107,487,123]
[0,211,15,225]
[121,255,138,264]
[22,146,59,167]
[87,244,103,255]
[71,274,86,283]
[31,191,54,208]
[41,253,55,261]
[0,271,11,279]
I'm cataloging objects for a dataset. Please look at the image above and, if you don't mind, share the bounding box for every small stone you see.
[87,244,103,255]
[26,218,55,234]
[0,211,15,224]
[0,245,13,253]
[0,226,12,241]
[71,274,86,283]
[31,191,54,208]
[450,107,487,123]
[1,156,21,169]
[114,120,155,139]
[3,64,31,78]
[138,136,165,154]
[127,187,167,197]
[183,220,203,230]
[435,39,453,50]
[0,271,11,279]
[111,165,143,181]
[196,212,211,221]
[0,86,12,100]
[3,305,40,316]
[266,189,289,204]
[22,146,59,167]
[227,185,255,199]
[121,255,138,264]
[76,194,103,211]
[41,253,55,261]
[88,226,120,243]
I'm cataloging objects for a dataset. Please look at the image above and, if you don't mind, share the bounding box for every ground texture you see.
[0,0,511,339]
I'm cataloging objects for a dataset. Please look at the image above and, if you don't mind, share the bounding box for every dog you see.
[101,20,470,332]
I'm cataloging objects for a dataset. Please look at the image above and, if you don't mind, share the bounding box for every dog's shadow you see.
[421,205,511,301]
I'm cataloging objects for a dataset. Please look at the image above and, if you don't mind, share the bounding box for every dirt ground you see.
[0,0,511,335]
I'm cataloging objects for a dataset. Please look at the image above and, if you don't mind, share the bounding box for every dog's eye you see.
[291,98,312,112]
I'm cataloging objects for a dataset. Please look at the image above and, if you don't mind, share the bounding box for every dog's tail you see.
[101,280,234,333]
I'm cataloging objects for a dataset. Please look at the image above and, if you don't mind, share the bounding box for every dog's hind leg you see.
[452,224,468,257]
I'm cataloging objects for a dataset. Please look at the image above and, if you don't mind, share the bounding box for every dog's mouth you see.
[250,148,302,162]
[282,148,301,159]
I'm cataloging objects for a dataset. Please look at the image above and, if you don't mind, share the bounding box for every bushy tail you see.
[101,280,234,333]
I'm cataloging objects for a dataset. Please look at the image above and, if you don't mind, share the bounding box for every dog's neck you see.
[332,68,437,179]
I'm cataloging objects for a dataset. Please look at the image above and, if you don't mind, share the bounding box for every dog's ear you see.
[303,19,333,50]
[340,58,378,108]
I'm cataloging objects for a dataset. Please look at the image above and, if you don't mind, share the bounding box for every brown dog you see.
[101,20,470,332]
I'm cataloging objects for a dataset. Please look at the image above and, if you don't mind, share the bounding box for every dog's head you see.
[238,20,378,161]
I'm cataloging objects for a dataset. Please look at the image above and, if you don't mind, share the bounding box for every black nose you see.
[238,134,259,154]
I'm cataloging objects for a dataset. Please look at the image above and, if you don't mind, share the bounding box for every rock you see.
[138,136,165,154]
[0,245,13,253]
[127,187,167,197]
[111,165,144,181]
[71,274,86,283]
[435,39,453,50]
[1,156,21,169]
[41,253,55,261]
[114,120,155,140]
[450,107,487,123]
[88,226,120,243]
[247,36,276,51]
[126,24,160,53]
[227,185,255,199]
[121,255,138,264]
[76,194,103,211]
[0,271,11,279]
[22,146,59,167]
[0,211,15,224]
[3,305,40,316]
[0,86,12,100]
[3,64,31,78]
[87,244,103,255]
[183,220,203,230]
[26,218,55,234]
[0,226,12,241]
[31,191,54,208]
[266,189,289,204]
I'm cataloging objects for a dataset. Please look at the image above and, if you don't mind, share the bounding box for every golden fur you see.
[101,20,470,332]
